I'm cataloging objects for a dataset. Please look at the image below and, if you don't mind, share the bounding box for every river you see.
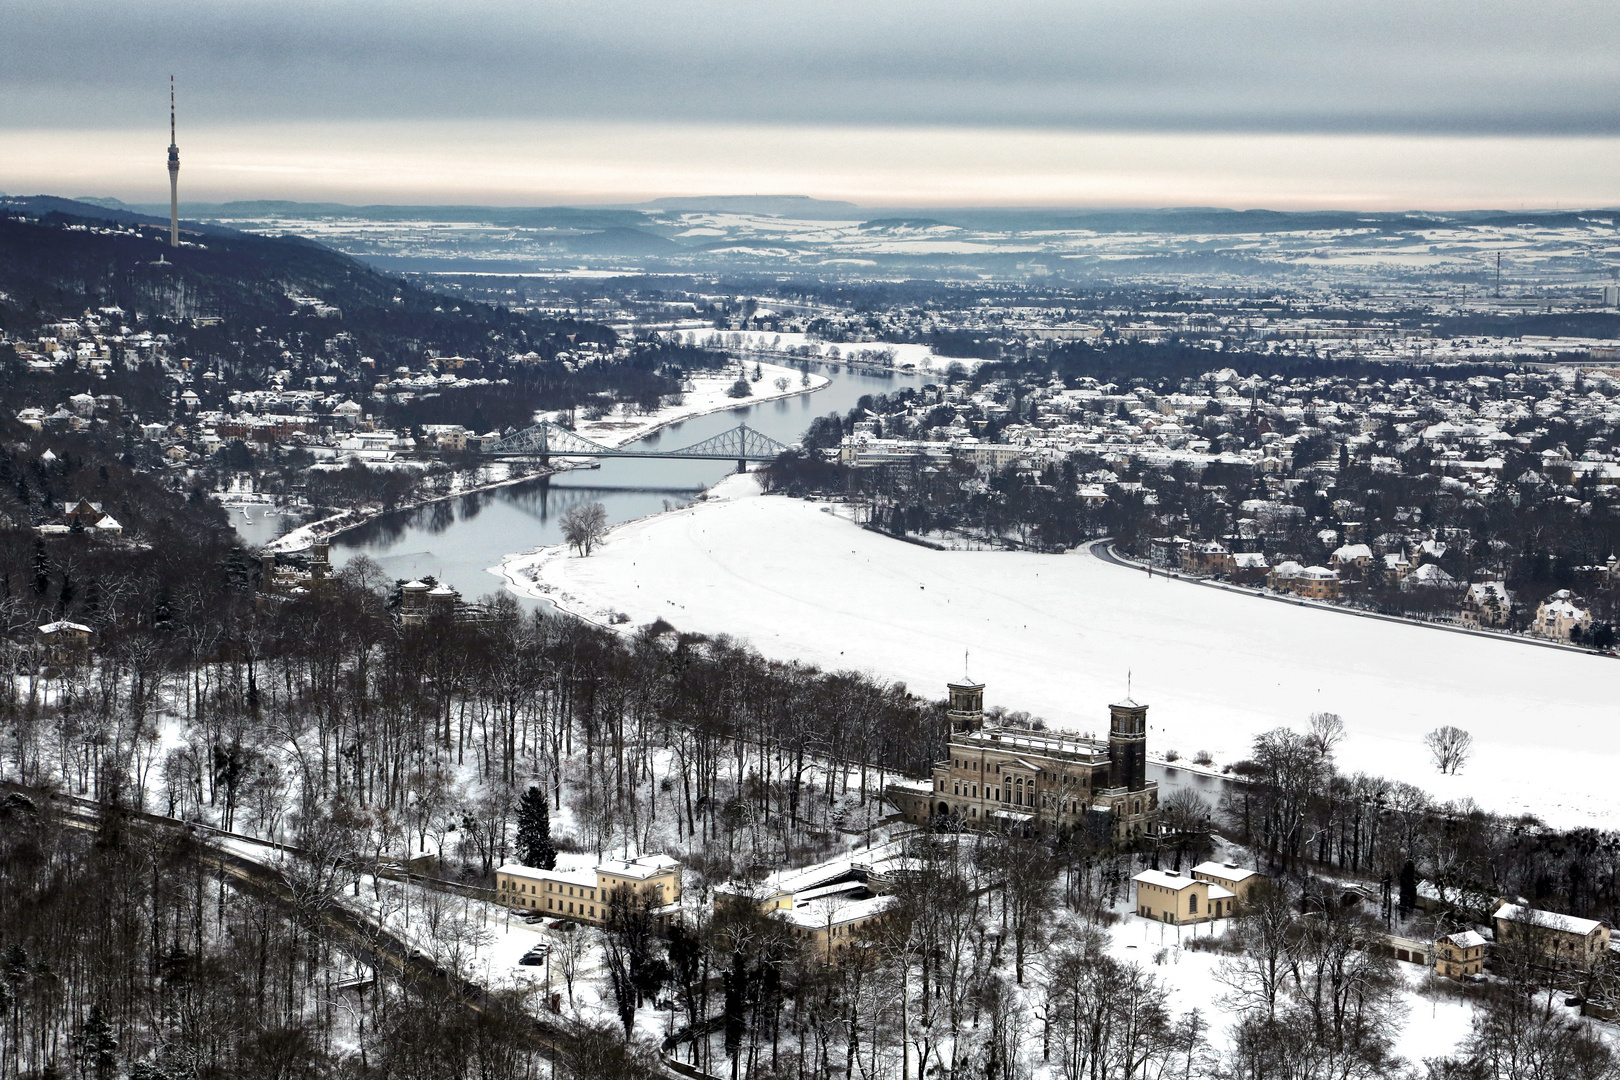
[235,360,921,604]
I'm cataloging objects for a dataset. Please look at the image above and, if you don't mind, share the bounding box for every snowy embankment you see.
[501,480,1620,828]
[264,360,826,554]
[686,329,994,372]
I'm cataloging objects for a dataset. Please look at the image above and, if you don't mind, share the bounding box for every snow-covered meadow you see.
[502,479,1620,828]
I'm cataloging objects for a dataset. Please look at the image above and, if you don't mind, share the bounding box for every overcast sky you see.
[2,0,1616,208]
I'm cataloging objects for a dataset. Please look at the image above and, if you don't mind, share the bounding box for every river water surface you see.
[237,361,921,603]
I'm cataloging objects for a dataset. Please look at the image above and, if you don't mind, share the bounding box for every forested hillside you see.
[0,201,612,362]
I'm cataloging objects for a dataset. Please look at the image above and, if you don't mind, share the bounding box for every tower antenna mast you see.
[167,76,180,248]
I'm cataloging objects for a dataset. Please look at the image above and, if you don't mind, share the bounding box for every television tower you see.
[167,76,179,247]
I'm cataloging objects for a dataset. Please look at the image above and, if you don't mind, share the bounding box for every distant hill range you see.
[81,196,650,232]
[56,194,1620,236]
[0,194,606,354]
[862,205,1620,235]
[640,195,862,218]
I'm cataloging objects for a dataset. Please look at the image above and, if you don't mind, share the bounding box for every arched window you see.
[1189,893,1198,914]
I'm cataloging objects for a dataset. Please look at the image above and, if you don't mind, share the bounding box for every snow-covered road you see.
[503,479,1620,827]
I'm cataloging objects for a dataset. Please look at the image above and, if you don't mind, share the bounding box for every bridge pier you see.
[737,459,746,474]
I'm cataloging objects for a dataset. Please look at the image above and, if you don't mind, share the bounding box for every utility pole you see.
[1494,252,1502,298]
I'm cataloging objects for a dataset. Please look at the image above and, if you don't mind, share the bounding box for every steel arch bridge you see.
[481,420,792,470]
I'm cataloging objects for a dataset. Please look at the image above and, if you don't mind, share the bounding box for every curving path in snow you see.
[501,478,1620,827]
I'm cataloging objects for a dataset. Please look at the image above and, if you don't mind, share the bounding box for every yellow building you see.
[496,853,681,925]
[1531,591,1591,641]
[1132,868,1235,925]
[776,893,897,960]
[1435,930,1486,979]
[1189,862,1266,908]
[1267,562,1341,600]
[1493,902,1610,970]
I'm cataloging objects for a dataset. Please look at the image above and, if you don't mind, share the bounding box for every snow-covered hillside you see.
[501,479,1620,827]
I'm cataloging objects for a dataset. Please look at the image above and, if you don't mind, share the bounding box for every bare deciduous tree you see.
[561,501,609,556]
[1425,725,1473,775]
[1307,711,1346,761]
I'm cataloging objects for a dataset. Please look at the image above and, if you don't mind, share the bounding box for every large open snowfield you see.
[503,479,1620,828]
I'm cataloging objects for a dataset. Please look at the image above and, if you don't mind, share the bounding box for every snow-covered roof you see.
[1442,930,1487,949]
[1133,869,1198,891]
[496,862,595,888]
[1190,861,1262,884]
[1495,903,1604,937]
[597,853,680,880]
[1407,564,1456,586]
[777,893,896,930]
[1466,581,1509,604]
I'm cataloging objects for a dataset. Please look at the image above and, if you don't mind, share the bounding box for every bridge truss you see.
[481,420,792,468]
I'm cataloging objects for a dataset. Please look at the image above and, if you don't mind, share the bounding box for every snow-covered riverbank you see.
[262,360,826,554]
[500,481,1620,828]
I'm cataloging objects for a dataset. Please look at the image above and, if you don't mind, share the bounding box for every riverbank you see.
[1093,539,1610,659]
[260,359,827,554]
[496,482,1620,828]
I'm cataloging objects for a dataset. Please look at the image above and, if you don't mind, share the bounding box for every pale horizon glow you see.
[4,120,1618,212]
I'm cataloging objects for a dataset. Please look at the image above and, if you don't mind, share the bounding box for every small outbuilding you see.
[1133,868,1235,925]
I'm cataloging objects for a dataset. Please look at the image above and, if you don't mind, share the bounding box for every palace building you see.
[886,678,1160,843]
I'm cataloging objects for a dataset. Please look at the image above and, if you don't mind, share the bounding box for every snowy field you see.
[502,479,1620,827]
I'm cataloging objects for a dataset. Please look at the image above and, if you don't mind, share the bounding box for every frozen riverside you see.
[502,479,1620,828]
